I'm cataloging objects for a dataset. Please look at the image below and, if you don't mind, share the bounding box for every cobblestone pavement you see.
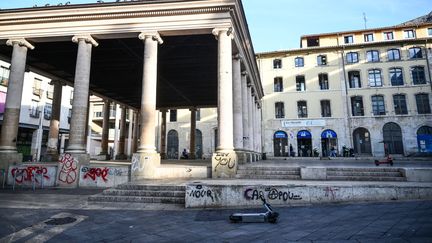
[0,200,431,242]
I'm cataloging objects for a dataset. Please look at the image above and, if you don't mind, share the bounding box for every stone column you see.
[58,35,97,188]
[115,106,127,160]
[247,85,254,162]
[0,39,33,168]
[248,88,255,161]
[45,80,64,162]
[159,109,167,159]
[127,109,133,157]
[254,101,260,160]
[241,72,250,161]
[65,35,97,156]
[189,107,197,159]
[232,54,245,163]
[132,112,139,153]
[131,31,163,180]
[99,100,110,160]
[211,27,237,178]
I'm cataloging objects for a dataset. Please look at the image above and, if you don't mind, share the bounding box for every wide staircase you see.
[326,167,406,181]
[235,165,301,180]
[88,183,186,204]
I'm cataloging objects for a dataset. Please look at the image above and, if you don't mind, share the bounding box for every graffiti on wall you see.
[323,186,339,200]
[188,185,214,202]
[58,153,78,184]
[214,152,235,171]
[11,166,49,184]
[131,155,145,172]
[82,167,109,182]
[244,187,302,201]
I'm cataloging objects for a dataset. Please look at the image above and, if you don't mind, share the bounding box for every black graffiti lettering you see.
[189,188,214,202]
[214,153,236,171]
[245,188,302,201]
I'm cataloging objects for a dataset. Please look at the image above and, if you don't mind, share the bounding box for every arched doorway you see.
[417,126,432,153]
[167,130,179,159]
[195,129,203,159]
[297,130,312,157]
[321,129,337,157]
[383,122,404,154]
[353,127,372,155]
[273,131,288,157]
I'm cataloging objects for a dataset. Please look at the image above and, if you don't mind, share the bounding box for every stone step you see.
[115,184,185,191]
[326,171,403,177]
[102,189,185,198]
[88,195,185,204]
[235,174,301,180]
[237,166,300,171]
[236,170,300,176]
[327,167,401,172]
[326,176,406,181]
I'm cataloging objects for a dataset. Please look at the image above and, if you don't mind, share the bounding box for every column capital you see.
[233,53,243,60]
[72,34,99,47]
[241,71,248,77]
[189,107,198,112]
[139,31,163,44]
[6,38,35,50]
[49,80,66,86]
[159,108,168,113]
[212,27,234,39]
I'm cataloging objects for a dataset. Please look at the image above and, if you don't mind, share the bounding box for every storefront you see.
[297,130,312,157]
[273,131,288,157]
[321,129,337,157]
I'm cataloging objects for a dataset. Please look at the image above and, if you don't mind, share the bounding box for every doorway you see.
[195,129,203,159]
[273,131,288,157]
[167,129,179,159]
[297,130,312,157]
[321,129,337,157]
[383,122,404,154]
[353,127,372,155]
[417,126,432,153]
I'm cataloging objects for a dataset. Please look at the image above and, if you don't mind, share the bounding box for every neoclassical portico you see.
[0,0,264,180]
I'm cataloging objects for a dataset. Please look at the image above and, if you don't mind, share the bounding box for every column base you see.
[131,152,161,180]
[56,152,90,188]
[234,150,248,164]
[0,151,22,171]
[212,150,238,178]
[41,152,59,162]
[95,153,110,161]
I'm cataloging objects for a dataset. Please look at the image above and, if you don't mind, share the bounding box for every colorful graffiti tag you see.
[58,153,78,184]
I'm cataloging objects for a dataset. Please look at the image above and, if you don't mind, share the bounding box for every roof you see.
[398,11,432,26]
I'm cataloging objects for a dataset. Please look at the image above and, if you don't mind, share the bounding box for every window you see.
[0,66,9,86]
[294,57,304,67]
[388,49,400,61]
[297,101,308,118]
[416,94,431,114]
[44,103,52,120]
[364,33,374,42]
[393,94,408,115]
[389,68,403,86]
[318,73,329,90]
[196,109,201,121]
[411,66,426,84]
[344,35,354,44]
[348,71,361,88]
[307,37,319,47]
[296,75,306,91]
[273,59,282,69]
[366,50,379,62]
[371,95,386,115]
[346,52,359,63]
[30,100,40,118]
[274,77,283,92]
[321,100,331,117]
[403,29,416,39]
[383,31,394,40]
[275,102,285,118]
[46,84,54,99]
[94,111,103,118]
[409,47,422,59]
[368,69,382,87]
[68,108,72,123]
[33,78,43,97]
[169,109,177,122]
[317,55,327,66]
[428,28,432,36]
[351,96,364,116]
[70,90,74,105]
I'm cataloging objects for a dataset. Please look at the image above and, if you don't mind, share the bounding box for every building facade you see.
[0,60,73,161]
[258,15,432,158]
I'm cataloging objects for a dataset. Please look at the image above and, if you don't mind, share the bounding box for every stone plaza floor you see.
[0,187,431,242]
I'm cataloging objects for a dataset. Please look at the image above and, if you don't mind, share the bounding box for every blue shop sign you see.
[321,129,337,138]
[297,130,311,139]
[274,131,287,139]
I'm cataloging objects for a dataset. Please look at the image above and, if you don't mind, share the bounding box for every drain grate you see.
[45,217,77,225]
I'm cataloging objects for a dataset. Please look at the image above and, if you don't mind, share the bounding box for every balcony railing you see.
[32,87,43,97]
[29,109,40,118]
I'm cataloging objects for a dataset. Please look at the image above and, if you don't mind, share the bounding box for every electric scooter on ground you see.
[229,195,279,224]
[374,142,394,166]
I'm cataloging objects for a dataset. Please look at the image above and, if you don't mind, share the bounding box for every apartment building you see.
[0,60,73,161]
[257,13,432,157]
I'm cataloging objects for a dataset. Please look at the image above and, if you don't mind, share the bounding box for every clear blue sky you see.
[1,0,431,52]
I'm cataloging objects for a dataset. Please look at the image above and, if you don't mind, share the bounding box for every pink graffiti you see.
[58,153,77,184]
[84,168,109,182]
[11,166,49,184]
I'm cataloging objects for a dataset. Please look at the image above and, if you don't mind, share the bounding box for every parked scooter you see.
[229,195,279,223]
